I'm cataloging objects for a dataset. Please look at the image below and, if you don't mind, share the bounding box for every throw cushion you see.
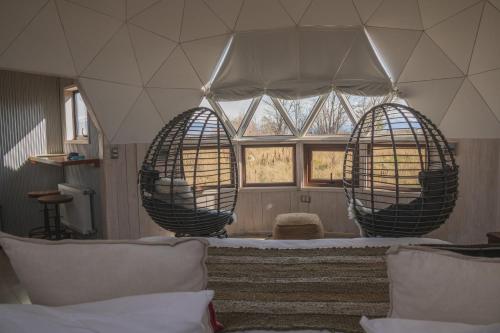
[386,246,500,324]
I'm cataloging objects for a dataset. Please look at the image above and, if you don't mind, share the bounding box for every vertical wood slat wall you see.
[103,139,500,244]
[0,70,64,236]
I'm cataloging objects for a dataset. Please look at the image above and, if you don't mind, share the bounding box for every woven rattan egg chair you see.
[139,107,238,237]
[343,103,458,237]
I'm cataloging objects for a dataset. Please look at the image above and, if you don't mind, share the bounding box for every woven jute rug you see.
[207,247,390,333]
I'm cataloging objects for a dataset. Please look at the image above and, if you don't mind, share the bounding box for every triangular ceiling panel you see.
[244,96,292,136]
[426,2,483,74]
[418,0,480,29]
[112,91,165,143]
[398,33,463,82]
[129,0,183,41]
[398,77,464,124]
[181,0,228,41]
[367,0,423,30]
[491,0,500,10]
[0,1,76,77]
[79,78,142,140]
[126,0,158,19]
[353,0,383,23]
[147,46,202,89]
[300,0,361,27]
[57,0,122,74]
[205,0,243,30]
[440,79,500,138]
[236,0,294,31]
[67,0,126,20]
[279,0,310,24]
[470,69,500,121]
[147,88,202,121]
[367,27,422,82]
[128,24,176,84]
[469,3,500,74]
[0,0,48,55]
[182,35,229,85]
[82,25,142,85]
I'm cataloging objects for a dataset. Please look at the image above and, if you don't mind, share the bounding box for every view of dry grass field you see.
[370,147,424,188]
[244,146,294,184]
[310,150,344,180]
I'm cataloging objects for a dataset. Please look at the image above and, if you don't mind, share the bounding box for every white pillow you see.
[360,317,500,333]
[0,291,214,333]
[0,234,208,306]
[386,246,500,324]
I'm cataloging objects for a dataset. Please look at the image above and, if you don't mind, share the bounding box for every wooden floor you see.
[0,250,30,304]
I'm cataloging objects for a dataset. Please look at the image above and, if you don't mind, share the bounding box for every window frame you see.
[64,85,89,145]
[241,144,297,187]
[303,144,347,187]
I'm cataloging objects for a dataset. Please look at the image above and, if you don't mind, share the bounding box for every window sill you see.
[65,139,89,145]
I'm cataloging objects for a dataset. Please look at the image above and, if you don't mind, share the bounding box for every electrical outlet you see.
[300,195,311,203]
[110,146,119,159]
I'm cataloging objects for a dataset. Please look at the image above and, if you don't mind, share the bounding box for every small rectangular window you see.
[304,144,346,187]
[64,86,89,143]
[242,145,296,186]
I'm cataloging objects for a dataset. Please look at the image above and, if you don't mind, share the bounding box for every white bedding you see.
[143,236,450,249]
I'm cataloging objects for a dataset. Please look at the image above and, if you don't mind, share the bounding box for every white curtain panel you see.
[209,27,392,100]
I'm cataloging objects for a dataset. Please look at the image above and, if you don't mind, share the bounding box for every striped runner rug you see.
[207,247,390,333]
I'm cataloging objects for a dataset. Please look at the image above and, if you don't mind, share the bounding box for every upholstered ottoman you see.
[272,213,324,240]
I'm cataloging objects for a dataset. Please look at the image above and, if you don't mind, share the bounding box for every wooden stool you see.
[273,213,324,240]
[27,190,60,239]
[37,194,73,240]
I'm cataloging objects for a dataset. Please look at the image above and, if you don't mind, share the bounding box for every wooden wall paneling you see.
[102,148,119,239]
[125,144,140,239]
[115,144,131,239]
[261,191,292,231]
[230,191,262,234]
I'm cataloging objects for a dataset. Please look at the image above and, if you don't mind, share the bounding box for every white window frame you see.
[63,85,89,145]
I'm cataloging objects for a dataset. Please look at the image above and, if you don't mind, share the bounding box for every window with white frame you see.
[201,91,408,188]
[64,86,89,143]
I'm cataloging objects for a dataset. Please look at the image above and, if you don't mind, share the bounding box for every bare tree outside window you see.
[308,92,353,135]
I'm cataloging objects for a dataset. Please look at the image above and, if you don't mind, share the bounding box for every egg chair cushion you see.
[154,178,194,208]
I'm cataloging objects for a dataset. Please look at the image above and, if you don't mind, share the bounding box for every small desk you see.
[28,154,100,168]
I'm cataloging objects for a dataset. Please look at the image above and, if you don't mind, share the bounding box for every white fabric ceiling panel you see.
[180,0,228,41]
[353,0,383,23]
[469,3,500,74]
[182,35,230,84]
[426,2,483,74]
[112,91,165,143]
[418,0,480,29]
[398,33,463,82]
[491,0,500,10]
[367,27,422,82]
[470,69,500,121]
[79,78,142,140]
[126,0,158,19]
[279,0,310,24]
[0,0,48,55]
[67,0,126,20]
[57,0,122,74]
[147,88,202,122]
[82,25,142,85]
[205,0,243,30]
[300,0,361,27]
[0,0,76,77]
[128,24,176,84]
[129,0,183,41]
[367,0,423,30]
[398,77,464,124]
[440,79,500,138]
[236,0,294,31]
[147,46,202,89]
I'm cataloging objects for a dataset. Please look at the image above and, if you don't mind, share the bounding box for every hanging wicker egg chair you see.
[343,103,458,237]
[139,107,238,237]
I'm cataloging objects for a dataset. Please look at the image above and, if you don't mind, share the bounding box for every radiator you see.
[57,183,95,235]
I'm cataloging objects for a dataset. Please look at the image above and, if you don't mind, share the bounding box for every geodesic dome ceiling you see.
[1,0,499,143]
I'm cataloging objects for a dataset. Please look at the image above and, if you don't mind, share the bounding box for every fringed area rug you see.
[207,247,390,333]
